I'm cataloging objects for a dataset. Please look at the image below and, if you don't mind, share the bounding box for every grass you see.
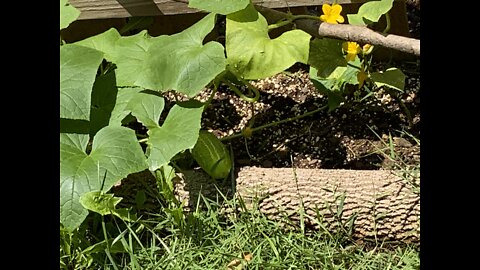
[367,127,420,195]
[60,132,420,270]
[61,193,419,269]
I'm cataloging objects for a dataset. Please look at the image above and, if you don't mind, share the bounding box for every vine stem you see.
[203,82,218,111]
[268,14,320,30]
[220,104,329,141]
[383,12,391,34]
[222,79,259,103]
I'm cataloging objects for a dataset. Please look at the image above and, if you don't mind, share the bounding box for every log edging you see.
[174,167,420,243]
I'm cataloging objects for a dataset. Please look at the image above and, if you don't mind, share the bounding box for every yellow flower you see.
[362,44,374,55]
[357,69,368,88]
[342,41,361,62]
[320,4,345,24]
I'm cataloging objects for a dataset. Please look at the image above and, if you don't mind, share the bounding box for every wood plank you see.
[69,0,374,20]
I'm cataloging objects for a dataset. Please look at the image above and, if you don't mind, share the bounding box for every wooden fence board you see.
[69,0,380,20]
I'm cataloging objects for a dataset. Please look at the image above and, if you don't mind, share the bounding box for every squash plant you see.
[60,0,404,231]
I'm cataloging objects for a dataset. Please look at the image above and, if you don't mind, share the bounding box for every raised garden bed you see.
[61,0,420,244]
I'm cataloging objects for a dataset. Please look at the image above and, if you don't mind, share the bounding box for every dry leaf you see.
[243,253,252,262]
[226,258,241,269]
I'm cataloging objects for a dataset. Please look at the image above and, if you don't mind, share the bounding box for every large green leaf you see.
[125,91,165,129]
[90,71,118,137]
[60,0,80,30]
[226,3,311,80]
[308,38,347,78]
[347,0,394,26]
[60,126,148,231]
[74,28,121,62]
[189,0,249,15]
[60,44,104,120]
[136,13,226,97]
[75,14,225,97]
[107,87,165,129]
[370,68,405,91]
[146,104,203,171]
[73,28,146,86]
[110,30,152,86]
[108,87,144,126]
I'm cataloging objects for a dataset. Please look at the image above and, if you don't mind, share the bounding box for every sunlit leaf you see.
[60,44,103,120]
[370,68,405,91]
[226,3,310,79]
[347,0,394,26]
[60,126,148,231]
[60,0,80,30]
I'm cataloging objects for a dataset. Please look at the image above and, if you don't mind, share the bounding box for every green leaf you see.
[110,30,152,86]
[155,165,178,204]
[136,13,226,97]
[347,0,394,26]
[146,105,203,171]
[74,28,121,62]
[308,38,347,78]
[328,60,361,85]
[309,58,361,92]
[60,0,80,30]
[309,59,361,111]
[126,91,165,129]
[226,3,311,80]
[108,87,144,126]
[156,165,176,194]
[60,44,104,120]
[90,71,118,137]
[79,191,122,216]
[74,14,225,96]
[189,0,249,15]
[310,66,344,111]
[370,68,405,91]
[107,88,165,129]
[74,28,150,86]
[79,191,137,221]
[60,126,148,231]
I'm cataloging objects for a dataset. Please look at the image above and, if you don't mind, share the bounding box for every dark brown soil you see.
[200,62,420,170]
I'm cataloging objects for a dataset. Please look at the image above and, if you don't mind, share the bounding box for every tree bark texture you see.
[174,167,420,243]
[317,22,420,56]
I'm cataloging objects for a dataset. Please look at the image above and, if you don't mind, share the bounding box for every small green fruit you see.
[191,131,232,179]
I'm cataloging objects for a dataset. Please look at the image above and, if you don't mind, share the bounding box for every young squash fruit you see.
[191,130,232,179]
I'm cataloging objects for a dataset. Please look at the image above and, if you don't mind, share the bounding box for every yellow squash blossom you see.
[320,4,344,24]
[362,44,374,55]
[342,41,361,62]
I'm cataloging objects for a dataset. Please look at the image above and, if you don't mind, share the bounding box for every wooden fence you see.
[68,0,386,19]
